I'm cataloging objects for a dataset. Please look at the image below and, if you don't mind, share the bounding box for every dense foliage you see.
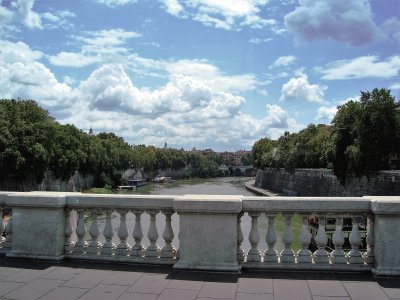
[0,99,222,188]
[252,89,400,183]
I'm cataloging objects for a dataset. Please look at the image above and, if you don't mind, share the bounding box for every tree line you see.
[0,99,223,189]
[252,89,400,183]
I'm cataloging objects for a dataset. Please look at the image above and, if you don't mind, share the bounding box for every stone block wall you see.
[0,171,94,192]
[255,168,400,196]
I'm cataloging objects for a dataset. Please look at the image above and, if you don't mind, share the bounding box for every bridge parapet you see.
[0,192,399,276]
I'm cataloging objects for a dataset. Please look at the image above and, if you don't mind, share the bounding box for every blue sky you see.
[0,0,399,151]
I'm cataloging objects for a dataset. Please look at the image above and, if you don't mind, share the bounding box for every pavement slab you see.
[61,269,112,289]
[40,266,84,281]
[198,281,238,299]
[38,286,88,300]
[3,278,63,300]
[101,270,143,286]
[307,279,349,297]
[343,281,390,300]
[0,267,23,281]
[237,277,273,294]
[127,273,170,295]
[274,279,312,300]
[4,269,51,283]
[78,283,129,300]
[157,288,199,300]
[1,259,400,300]
[0,281,25,298]
[117,292,157,300]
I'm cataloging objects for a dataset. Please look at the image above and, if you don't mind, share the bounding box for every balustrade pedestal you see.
[371,197,400,276]
[5,193,66,261]
[173,195,242,272]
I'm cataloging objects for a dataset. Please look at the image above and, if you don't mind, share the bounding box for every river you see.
[78,177,295,254]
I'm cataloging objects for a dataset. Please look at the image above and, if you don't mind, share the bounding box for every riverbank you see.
[245,180,282,196]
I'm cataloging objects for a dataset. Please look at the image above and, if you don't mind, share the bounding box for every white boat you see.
[153,175,175,183]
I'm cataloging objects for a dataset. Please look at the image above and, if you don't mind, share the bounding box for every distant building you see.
[88,127,94,136]
[200,148,214,156]
[219,150,251,166]
[190,148,215,156]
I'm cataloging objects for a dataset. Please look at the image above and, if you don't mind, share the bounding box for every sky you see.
[0,0,399,151]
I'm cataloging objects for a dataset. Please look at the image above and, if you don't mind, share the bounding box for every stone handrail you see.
[0,192,399,276]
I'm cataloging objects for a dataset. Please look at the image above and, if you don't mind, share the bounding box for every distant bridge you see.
[218,165,255,176]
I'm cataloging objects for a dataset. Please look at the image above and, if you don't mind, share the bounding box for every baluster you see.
[161,210,175,259]
[365,214,374,265]
[102,209,116,255]
[146,210,160,258]
[0,208,5,245]
[74,209,88,254]
[331,216,347,264]
[87,209,102,255]
[2,212,12,252]
[264,214,278,263]
[116,209,131,256]
[347,215,364,264]
[280,213,295,263]
[247,212,261,262]
[313,215,329,263]
[131,210,144,257]
[64,209,75,254]
[237,212,245,262]
[297,214,312,263]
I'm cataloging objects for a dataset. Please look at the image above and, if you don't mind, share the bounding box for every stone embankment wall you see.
[122,168,189,181]
[0,171,95,192]
[255,168,400,196]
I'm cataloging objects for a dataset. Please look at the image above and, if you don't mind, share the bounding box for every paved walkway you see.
[0,259,399,300]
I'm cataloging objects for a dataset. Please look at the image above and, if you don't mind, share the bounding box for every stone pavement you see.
[0,259,399,300]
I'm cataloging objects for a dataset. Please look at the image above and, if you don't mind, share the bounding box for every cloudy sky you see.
[0,0,399,151]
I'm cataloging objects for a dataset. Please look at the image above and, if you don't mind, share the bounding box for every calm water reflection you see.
[76,177,279,253]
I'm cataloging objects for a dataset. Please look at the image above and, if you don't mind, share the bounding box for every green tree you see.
[330,88,400,183]
[358,89,400,172]
[0,99,55,183]
[251,138,277,169]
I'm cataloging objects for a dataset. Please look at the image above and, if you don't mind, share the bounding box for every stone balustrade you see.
[240,197,372,271]
[0,192,399,276]
[65,194,177,264]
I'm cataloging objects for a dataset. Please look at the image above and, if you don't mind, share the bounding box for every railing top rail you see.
[242,196,370,213]
[2,192,176,210]
[2,192,400,214]
[66,194,176,210]
[0,191,15,205]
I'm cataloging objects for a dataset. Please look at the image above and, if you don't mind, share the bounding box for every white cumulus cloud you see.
[158,0,275,31]
[48,29,141,67]
[94,0,138,8]
[160,0,184,15]
[0,41,74,117]
[165,59,257,93]
[318,55,400,80]
[316,105,337,122]
[284,0,379,46]
[390,83,400,90]
[280,73,326,103]
[382,17,400,43]
[0,0,42,31]
[270,55,296,68]
[15,0,42,29]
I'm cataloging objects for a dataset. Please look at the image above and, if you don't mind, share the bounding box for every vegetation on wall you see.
[252,89,400,184]
[0,99,222,189]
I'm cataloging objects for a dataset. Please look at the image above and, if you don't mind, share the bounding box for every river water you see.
[78,177,286,253]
